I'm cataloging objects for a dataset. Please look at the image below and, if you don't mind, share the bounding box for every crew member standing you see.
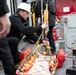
[35,0,56,54]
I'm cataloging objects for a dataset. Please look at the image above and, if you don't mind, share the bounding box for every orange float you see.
[19,48,31,60]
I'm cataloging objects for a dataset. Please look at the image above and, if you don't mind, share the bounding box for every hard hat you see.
[17,3,31,14]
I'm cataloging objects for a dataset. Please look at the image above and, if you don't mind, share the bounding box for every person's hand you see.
[41,21,48,29]
[0,15,11,39]
[42,40,49,46]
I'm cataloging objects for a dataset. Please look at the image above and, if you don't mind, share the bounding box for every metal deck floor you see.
[0,38,73,75]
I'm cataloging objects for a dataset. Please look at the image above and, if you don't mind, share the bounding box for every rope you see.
[16,30,44,69]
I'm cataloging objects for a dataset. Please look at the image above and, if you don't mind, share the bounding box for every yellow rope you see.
[16,30,44,69]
